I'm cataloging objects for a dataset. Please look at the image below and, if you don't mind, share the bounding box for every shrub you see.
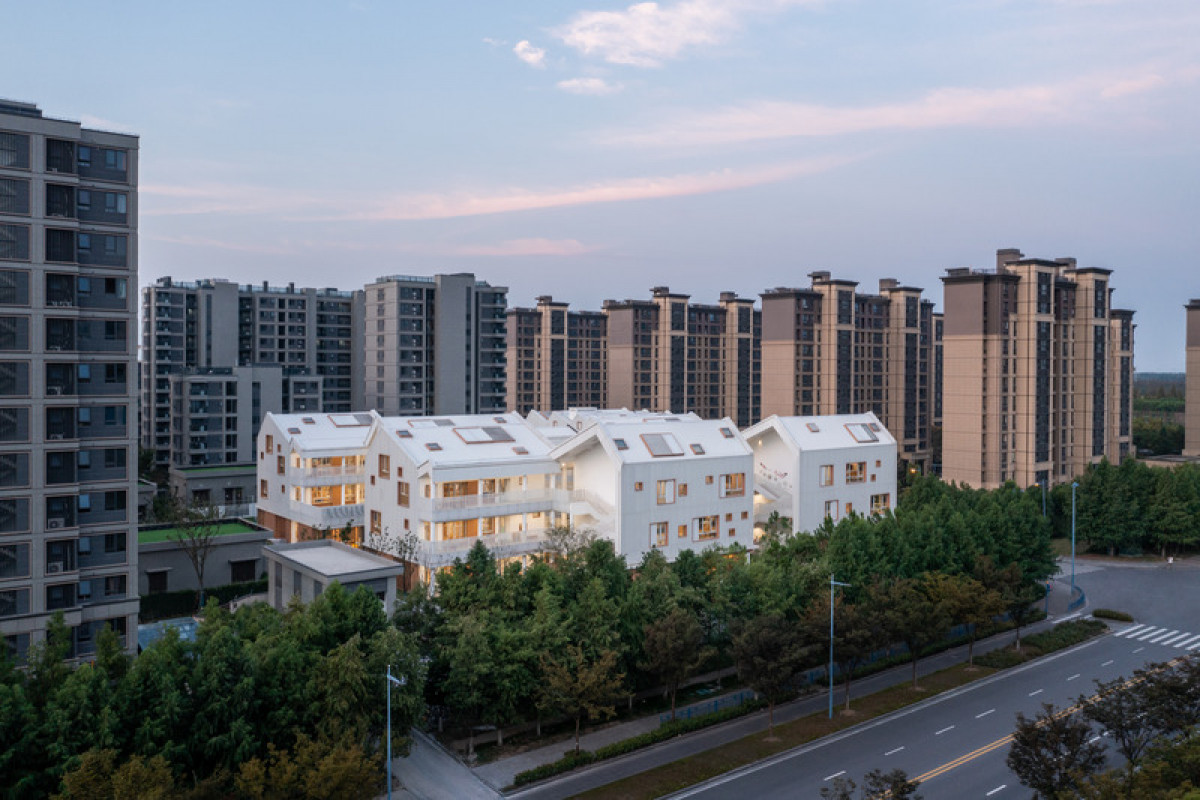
[975,619,1106,668]
[1092,608,1133,622]
[512,750,596,787]
[139,578,267,622]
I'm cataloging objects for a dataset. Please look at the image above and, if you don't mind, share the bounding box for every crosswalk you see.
[1111,623,1200,650]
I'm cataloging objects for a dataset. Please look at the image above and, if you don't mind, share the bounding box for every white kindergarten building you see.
[254,409,897,581]
[742,412,898,536]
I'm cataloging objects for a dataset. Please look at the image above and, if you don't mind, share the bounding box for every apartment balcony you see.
[427,488,612,523]
[292,464,366,486]
[284,501,363,531]
[416,527,553,569]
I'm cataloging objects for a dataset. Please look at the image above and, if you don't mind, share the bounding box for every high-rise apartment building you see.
[941,248,1135,490]
[1186,300,1200,458]
[364,273,507,416]
[760,275,935,469]
[141,277,363,467]
[0,100,139,659]
[506,296,607,415]
[602,288,760,427]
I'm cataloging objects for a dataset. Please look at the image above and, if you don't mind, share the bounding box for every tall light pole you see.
[1070,481,1079,598]
[1041,478,1047,518]
[386,665,406,800]
[829,574,851,719]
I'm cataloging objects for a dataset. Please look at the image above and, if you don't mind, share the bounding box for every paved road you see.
[663,560,1200,800]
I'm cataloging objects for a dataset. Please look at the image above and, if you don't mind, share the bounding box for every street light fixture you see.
[386,665,406,800]
[829,573,851,719]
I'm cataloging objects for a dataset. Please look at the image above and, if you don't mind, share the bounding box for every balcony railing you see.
[416,526,553,568]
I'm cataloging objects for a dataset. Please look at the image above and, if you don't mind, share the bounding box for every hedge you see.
[1092,608,1134,622]
[976,618,1107,667]
[139,578,268,622]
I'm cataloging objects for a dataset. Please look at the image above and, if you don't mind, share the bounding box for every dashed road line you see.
[975,709,995,719]
[824,771,845,782]
[1134,646,1145,653]
[1101,660,1114,666]
[935,725,955,735]
[1067,674,1081,681]
[885,746,905,756]
[986,785,1007,797]
[1028,689,1043,696]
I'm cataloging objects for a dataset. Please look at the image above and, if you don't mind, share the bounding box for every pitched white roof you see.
[553,416,750,464]
[541,407,704,433]
[371,412,558,473]
[743,413,896,452]
[265,412,377,452]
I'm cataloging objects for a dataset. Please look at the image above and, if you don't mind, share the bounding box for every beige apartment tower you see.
[760,275,936,469]
[1186,300,1200,457]
[940,249,1135,490]
[506,296,606,415]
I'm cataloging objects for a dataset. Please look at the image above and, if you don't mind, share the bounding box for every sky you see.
[4,0,1199,370]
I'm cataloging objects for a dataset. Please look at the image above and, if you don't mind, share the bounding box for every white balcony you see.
[414,527,554,569]
[292,464,366,486]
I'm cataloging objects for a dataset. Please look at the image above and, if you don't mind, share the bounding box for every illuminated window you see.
[651,522,669,548]
[845,462,866,484]
[871,493,891,515]
[398,482,409,507]
[819,465,833,487]
[720,473,745,497]
[824,500,838,520]
[378,454,390,479]
[634,482,643,492]
[678,524,687,539]
[259,479,267,498]
[369,510,381,534]
[657,479,675,505]
[695,515,719,541]
[276,456,284,475]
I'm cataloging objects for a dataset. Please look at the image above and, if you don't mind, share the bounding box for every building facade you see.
[742,412,898,536]
[940,249,1135,490]
[760,275,935,470]
[141,277,362,466]
[0,100,139,659]
[363,273,507,417]
[506,296,607,415]
[1186,300,1200,458]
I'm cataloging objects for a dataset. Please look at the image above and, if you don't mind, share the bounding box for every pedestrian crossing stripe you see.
[1111,624,1200,649]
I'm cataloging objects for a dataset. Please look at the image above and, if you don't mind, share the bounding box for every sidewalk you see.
[473,688,756,789]
[481,576,1084,794]
[394,729,501,800]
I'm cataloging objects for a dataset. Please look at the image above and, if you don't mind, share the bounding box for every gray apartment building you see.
[1,99,140,660]
[364,273,507,416]
[506,295,608,415]
[141,277,364,469]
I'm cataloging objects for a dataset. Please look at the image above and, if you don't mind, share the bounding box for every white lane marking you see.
[885,746,905,756]
[1188,641,1200,651]
[1028,689,1043,696]
[1134,646,1145,653]
[986,786,1007,797]
[1134,627,1165,641]
[1159,632,1192,646]
[1089,735,1102,743]
[1067,674,1081,681]
[1059,612,1081,623]
[824,771,846,781]
[1174,634,1200,649]
[1148,629,1180,644]
[935,725,955,735]
[1101,660,1114,667]
[1114,623,1147,638]
[976,708,995,719]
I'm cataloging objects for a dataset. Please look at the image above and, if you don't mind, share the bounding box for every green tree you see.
[639,607,710,721]
[539,644,624,752]
[234,734,380,800]
[732,613,814,732]
[924,572,1001,667]
[873,577,949,689]
[1079,674,1160,792]
[1007,703,1105,799]
[804,593,878,712]
[169,502,223,610]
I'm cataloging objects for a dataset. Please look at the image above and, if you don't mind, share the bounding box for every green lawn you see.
[138,521,261,544]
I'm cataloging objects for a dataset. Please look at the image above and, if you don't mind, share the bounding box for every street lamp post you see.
[1041,478,1047,518]
[1070,481,1079,598]
[385,665,406,800]
[829,574,851,719]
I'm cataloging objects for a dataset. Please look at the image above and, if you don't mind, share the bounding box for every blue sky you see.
[5,0,1198,369]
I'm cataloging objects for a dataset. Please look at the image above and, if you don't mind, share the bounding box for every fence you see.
[659,689,758,724]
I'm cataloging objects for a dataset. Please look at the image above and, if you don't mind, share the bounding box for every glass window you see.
[651,522,668,548]
[871,493,890,515]
[695,515,719,541]
[824,500,838,520]
[656,479,675,505]
[720,473,745,497]
[845,462,866,484]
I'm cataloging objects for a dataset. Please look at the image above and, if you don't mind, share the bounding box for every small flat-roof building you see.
[138,518,273,596]
[742,412,898,536]
[263,540,403,615]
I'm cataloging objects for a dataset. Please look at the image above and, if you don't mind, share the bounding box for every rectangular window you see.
[720,473,745,497]
[634,481,643,492]
[819,465,833,487]
[845,462,866,484]
[397,481,409,507]
[824,500,839,520]
[230,559,256,583]
[656,479,675,505]
[369,510,381,534]
[378,454,390,478]
[695,515,719,541]
[259,479,268,499]
[651,522,668,548]
[678,483,687,497]
[678,524,687,539]
[147,571,168,595]
[641,432,684,457]
[871,493,891,515]
[276,455,284,475]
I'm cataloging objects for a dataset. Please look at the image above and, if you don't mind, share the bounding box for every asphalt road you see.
[664,560,1200,800]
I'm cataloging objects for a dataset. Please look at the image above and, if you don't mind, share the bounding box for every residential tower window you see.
[871,493,891,515]
[720,473,745,497]
[695,515,719,541]
[845,462,866,483]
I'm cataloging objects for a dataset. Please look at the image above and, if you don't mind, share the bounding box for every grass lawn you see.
[575,663,997,800]
[138,521,260,544]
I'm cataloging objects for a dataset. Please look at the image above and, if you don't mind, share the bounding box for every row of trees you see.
[1053,458,1200,557]
[0,584,425,799]
[1007,657,1200,798]
[397,475,1057,750]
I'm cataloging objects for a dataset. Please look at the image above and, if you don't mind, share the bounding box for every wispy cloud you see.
[482,37,507,47]
[449,238,596,256]
[513,40,547,68]
[143,233,296,256]
[140,182,322,216]
[552,0,817,67]
[602,69,1184,147]
[557,77,624,95]
[349,155,860,221]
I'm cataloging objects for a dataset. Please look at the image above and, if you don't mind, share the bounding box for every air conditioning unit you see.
[46,517,65,529]
[46,561,64,574]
